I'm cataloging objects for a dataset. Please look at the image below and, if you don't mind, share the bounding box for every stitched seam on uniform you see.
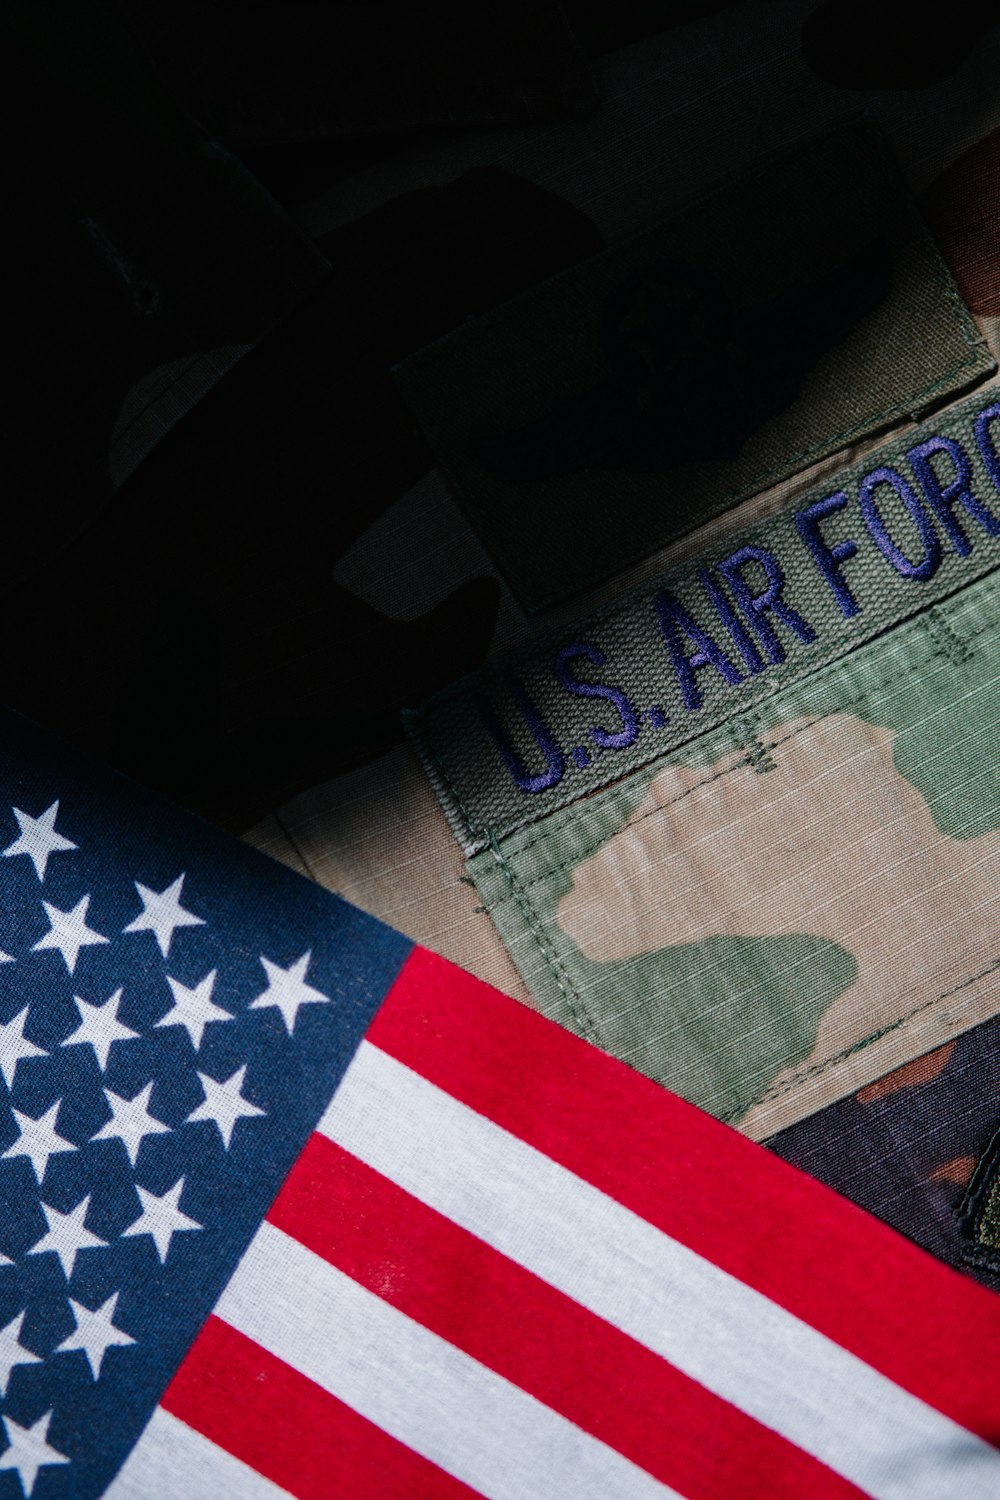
[731,712,778,773]
[729,955,1000,1124]
[495,584,991,867]
[924,603,975,666]
[485,716,824,896]
[465,580,982,843]
[413,391,1000,846]
[485,831,600,1046]
[481,606,995,892]
[273,812,318,883]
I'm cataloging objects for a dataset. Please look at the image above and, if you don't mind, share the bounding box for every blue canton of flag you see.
[0,713,409,1498]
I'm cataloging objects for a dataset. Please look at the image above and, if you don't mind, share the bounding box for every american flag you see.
[0,713,996,1498]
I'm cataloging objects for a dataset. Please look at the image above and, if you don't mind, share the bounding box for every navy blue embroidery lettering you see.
[653,589,743,711]
[795,491,860,618]
[555,643,640,750]
[480,681,564,793]
[698,566,765,675]
[907,433,1000,556]
[478,400,1000,799]
[716,544,816,666]
[857,464,941,580]
[975,402,1000,499]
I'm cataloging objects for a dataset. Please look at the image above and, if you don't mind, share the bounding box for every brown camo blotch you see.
[928,1155,979,1188]
[856,1042,957,1104]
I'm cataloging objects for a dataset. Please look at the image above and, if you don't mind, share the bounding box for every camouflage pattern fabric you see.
[770,1018,1000,1295]
[396,118,991,611]
[13,0,1000,1294]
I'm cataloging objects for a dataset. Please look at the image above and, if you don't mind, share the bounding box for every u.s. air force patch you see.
[409,388,1000,1136]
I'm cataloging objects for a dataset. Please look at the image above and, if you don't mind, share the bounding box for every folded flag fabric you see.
[0,715,995,1498]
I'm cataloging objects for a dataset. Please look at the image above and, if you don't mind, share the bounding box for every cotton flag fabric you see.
[0,714,994,1498]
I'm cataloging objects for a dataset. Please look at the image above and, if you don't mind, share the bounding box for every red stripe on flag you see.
[368,946,1000,1444]
[163,1314,479,1500]
[268,1130,865,1500]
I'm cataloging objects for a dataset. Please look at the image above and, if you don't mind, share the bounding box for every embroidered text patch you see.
[409,389,1000,852]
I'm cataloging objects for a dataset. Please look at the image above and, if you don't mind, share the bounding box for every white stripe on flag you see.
[216,1221,678,1500]
[321,1039,1000,1500]
[106,1407,289,1500]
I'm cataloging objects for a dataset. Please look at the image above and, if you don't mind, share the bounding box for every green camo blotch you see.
[569,935,858,1124]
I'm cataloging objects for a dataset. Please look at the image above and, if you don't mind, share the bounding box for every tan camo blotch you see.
[557,713,1000,1128]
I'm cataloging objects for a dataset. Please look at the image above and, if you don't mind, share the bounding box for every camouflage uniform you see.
[13,0,1000,1295]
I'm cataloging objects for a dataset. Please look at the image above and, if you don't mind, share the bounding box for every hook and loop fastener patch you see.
[407,388,1000,855]
[396,116,993,611]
